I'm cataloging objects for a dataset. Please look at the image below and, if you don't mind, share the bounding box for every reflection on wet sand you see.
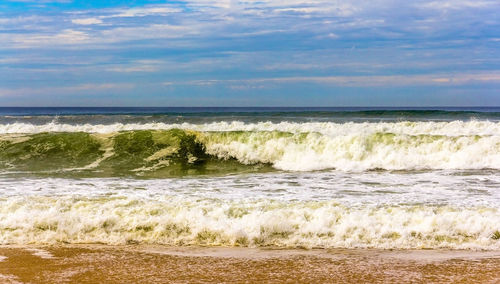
[0,246,498,283]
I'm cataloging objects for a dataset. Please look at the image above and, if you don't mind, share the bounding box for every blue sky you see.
[0,0,499,106]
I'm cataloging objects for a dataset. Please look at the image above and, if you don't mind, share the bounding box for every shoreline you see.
[0,245,499,283]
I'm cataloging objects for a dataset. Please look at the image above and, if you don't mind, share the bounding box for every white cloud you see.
[170,72,500,87]
[99,24,194,43]
[107,66,159,73]
[72,18,103,25]
[421,0,497,10]
[0,23,194,48]
[0,83,134,97]
[0,58,23,64]
[107,60,163,73]
[49,29,89,43]
[106,6,182,18]
[1,0,492,50]
[0,0,498,90]
[273,4,356,17]
[1,29,89,48]
[325,33,339,39]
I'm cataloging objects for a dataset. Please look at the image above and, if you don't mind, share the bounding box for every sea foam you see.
[0,196,498,249]
[1,120,500,136]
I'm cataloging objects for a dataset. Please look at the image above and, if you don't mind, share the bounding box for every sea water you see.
[0,107,499,249]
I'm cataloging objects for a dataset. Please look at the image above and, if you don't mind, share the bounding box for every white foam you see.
[25,248,54,259]
[0,196,498,249]
[200,131,500,171]
[1,171,498,207]
[1,120,500,136]
[0,172,498,249]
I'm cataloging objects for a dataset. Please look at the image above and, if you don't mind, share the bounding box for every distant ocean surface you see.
[0,107,499,249]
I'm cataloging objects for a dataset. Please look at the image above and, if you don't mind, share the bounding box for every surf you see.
[0,125,499,176]
[0,196,498,249]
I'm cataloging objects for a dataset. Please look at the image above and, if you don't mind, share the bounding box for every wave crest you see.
[0,126,499,174]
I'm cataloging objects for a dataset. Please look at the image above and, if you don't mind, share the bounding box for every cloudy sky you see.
[0,0,499,106]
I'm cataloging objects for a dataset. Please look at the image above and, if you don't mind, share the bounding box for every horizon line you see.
[1,106,500,108]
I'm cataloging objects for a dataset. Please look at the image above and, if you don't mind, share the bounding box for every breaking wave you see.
[0,196,498,249]
[0,120,499,175]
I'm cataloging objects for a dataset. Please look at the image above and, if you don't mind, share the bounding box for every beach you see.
[2,0,499,280]
[0,246,499,283]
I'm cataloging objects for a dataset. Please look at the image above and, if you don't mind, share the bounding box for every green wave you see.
[0,129,497,177]
[0,130,272,177]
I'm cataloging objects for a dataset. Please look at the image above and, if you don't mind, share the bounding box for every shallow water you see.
[1,245,499,283]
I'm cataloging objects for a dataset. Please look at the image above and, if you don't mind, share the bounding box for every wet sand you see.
[0,246,499,283]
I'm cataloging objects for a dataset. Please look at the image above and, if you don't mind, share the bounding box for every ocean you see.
[0,107,499,249]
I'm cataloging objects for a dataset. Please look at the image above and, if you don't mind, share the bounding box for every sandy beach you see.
[0,246,498,283]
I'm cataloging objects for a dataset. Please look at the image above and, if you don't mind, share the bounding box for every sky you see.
[0,0,499,106]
